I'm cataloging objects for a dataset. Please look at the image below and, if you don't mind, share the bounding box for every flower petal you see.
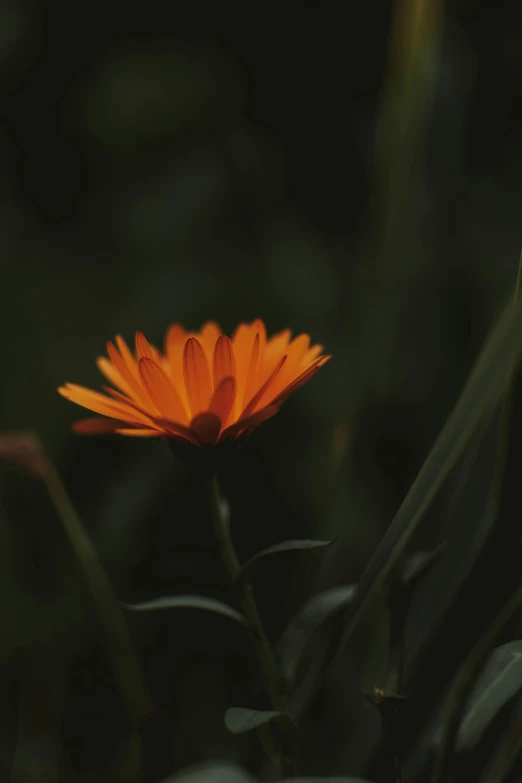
[243,332,260,408]
[107,341,151,406]
[263,328,291,376]
[183,337,212,416]
[96,357,132,396]
[103,387,158,425]
[189,412,221,445]
[115,335,139,377]
[271,355,331,406]
[58,384,148,423]
[281,334,310,377]
[135,331,155,360]
[261,334,313,401]
[241,355,287,417]
[115,428,164,437]
[164,324,191,412]
[303,343,324,365]
[198,321,221,359]
[152,418,202,444]
[165,324,186,374]
[138,357,188,423]
[251,319,267,367]
[72,418,126,434]
[60,321,330,447]
[165,324,186,356]
[232,323,257,417]
[220,405,279,441]
[213,335,236,387]
[209,376,236,429]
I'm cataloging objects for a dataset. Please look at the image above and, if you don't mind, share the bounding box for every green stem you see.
[43,459,153,737]
[205,472,296,773]
[379,592,408,783]
[495,719,522,783]
[386,593,407,695]
[382,719,403,783]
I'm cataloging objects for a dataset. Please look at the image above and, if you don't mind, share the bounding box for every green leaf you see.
[237,539,334,582]
[432,585,522,783]
[224,707,284,734]
[123,595,247,625]
[336,296,522,652]
[159,760,256,782]
[400,542,447,588]
[404,411,506,710]
[278,585,356,682]
[432,641,522,752]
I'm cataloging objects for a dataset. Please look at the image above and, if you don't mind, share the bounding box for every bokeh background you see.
[1,0,521,781]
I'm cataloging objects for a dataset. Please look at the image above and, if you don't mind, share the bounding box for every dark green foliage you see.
[237,540,334,584]
[224,708,285,735]
[124,595,247,625]
[1,1,521,782]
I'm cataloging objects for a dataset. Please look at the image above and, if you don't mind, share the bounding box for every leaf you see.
[336,296,522,653]
[432,585,522,783]
[278,585,357,682]
[123,595,247,625]
[432,641,522,752]
[237,539,334,582]
[459,642,522,750]
[159,760,256,782]
[403,410,506,725]
[224,707,284,734]
[400,542,448,588]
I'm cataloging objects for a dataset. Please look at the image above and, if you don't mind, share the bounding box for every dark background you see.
[1,1,521,781]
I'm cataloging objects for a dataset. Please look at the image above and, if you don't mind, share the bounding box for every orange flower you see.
[58,320,330,447]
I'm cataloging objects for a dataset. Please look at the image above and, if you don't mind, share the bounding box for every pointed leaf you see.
[336,296,522,652]
[405,412,505,706]
[278,585,357,682]
[224,707,284,734]
[238,539,334,582]
[400,541,448,587]
[432,641,522,752]
[124,595,247,625]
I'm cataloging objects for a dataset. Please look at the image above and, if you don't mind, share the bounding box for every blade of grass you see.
[338,0,444,408]
[401,249,522,780]
[42,458,153,731]
[334,292,522,658]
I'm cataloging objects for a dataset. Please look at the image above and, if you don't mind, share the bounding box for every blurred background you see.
[1,0,521,781]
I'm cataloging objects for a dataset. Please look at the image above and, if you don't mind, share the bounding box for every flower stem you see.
[42,459,153,735]
[205,472,296,772]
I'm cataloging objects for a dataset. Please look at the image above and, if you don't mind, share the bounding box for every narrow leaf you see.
[238,539,334,582]
[124,595,247,625]
[405,412,505,695]
[401,541,448,587]
[337,297,522,652]
[224,707,284,734]
[432,584,522,783]
[278,585,357,682]
[432,641,522,751]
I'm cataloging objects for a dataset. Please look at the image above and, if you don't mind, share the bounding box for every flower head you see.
[58,319,330,447]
